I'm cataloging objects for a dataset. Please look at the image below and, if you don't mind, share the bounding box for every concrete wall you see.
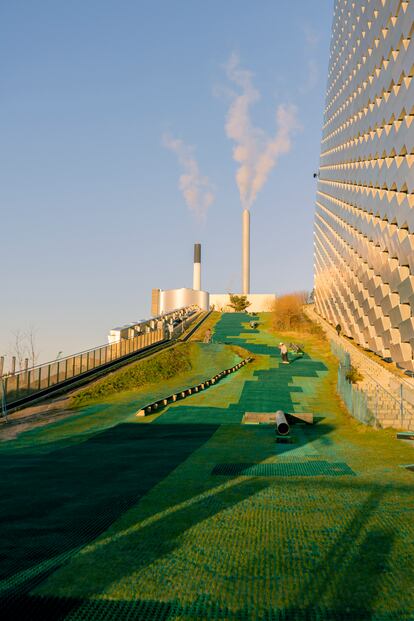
[210,293,276,313]
[314,0,414,372]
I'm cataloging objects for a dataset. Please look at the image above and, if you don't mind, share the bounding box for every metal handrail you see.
[361,368,411,407]
[1,306,198,378]
[336,345,414,428]
[0,306,202,410]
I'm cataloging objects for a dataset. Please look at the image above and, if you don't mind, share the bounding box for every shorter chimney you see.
[193,243,201,290]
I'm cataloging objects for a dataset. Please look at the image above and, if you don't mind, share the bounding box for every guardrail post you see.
[400,384,404,427]
[23,358,29,391]
[0,377,8,421]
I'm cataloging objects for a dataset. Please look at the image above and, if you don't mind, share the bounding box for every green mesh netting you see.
[1,314,413,620]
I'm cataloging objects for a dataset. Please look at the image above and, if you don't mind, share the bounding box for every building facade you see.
[209,293,277,313]
[314,0,414,371]
[151,288,209,316]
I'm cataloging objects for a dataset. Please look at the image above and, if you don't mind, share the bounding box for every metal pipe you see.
[275,410,290,436]
[242,209,250,294]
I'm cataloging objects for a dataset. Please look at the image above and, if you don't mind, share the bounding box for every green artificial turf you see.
[1,313,413,620]
[2,343,241,453]
[71,341,219,407]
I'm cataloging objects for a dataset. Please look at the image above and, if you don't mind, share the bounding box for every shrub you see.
[345,365,363,384]
[272,292,308,331]
[305,320,326,338]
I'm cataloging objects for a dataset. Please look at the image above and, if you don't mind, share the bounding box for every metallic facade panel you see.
[314,0,414,371]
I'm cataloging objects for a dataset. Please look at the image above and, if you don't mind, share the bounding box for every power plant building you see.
[314,0,414,372]
[152,244,210,315]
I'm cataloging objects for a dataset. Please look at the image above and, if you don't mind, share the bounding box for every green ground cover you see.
[187,311,221,342]
[71,342,199,407]
[1,313,413,620]
[2,343,241,453]
[70,324,240,410]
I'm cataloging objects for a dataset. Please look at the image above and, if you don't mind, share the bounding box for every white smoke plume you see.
[225,53,300,210]
[163,133,214,221]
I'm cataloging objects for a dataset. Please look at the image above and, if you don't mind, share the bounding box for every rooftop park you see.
[0,305,413,620]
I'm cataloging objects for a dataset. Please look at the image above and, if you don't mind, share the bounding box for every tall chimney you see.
[193,243,201,290]
[242,209,250,294]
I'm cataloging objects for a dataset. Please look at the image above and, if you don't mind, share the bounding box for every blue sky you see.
[0,0,333,364]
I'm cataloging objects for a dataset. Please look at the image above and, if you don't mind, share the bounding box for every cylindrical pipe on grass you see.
[275,410,290,436]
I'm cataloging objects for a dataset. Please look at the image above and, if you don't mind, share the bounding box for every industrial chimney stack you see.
[242,209,250,294]
[193,243,201,290]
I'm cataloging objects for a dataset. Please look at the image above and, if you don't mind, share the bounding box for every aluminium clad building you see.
[314,0,414,371]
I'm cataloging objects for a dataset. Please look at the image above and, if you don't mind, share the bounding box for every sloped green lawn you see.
[1,314,413,620]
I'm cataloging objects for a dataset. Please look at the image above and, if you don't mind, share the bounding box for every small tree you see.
[9,326,39,371]
[26,326,39,368]
[228,294,251,312]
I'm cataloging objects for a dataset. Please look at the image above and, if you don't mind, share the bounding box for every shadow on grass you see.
[36,476,271,601]
[278,483,398,620]
[1,479,410,620]
[0,423,220,589]
[77,479,412,619]
[1,314,410,619]
[0,592,407,621]
[0,314,330,601]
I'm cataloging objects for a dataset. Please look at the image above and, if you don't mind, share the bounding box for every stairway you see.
[305,306,414,430]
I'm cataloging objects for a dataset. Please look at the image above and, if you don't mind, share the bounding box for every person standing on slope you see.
[279,342,289,364]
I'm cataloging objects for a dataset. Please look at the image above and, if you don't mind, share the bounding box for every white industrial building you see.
[151,244,210,316]
[209,293,276,313]
[151,235,277,316]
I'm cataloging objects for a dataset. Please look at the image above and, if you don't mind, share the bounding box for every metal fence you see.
[0,308,202,411]
[336,362,377,426]
[332,340,414,429]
